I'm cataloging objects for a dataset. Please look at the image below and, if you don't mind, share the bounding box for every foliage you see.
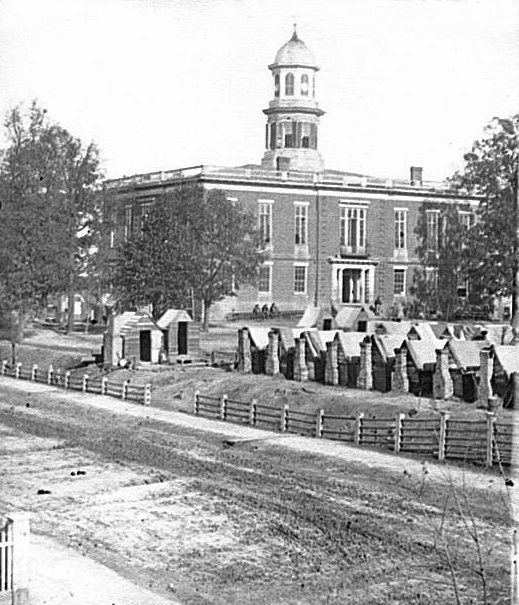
[453,115,518,307]
[112,183,263,327]
[412,200,473,320]
[0,101,105,351]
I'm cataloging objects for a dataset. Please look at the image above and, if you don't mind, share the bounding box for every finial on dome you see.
[291,22,299,41]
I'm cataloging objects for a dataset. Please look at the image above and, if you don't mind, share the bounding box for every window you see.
[124,206,132,241]
[109,230,115,249]
[340,206,366,252]
[274,74,280,98]
[140,202,155,231]
[270,122,277,150]
[457,273,468,298]
[394,209,407,249]
[426,267,438,292]
[294,204,307,245]
[394,269,406,296]
[258,265,271,293]
[284,121,294,148]
[458,211,474,230]
[285,72,294,96]
[301,122,311,148]
[258,201,273,244]
[294,266,307,293]
[300,74,309,96]
[426,210,439,250]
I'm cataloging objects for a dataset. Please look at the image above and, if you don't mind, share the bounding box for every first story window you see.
[294,265,307,294]
[394,268,406,296]
[258,265,271,293]
[426,210,439,250]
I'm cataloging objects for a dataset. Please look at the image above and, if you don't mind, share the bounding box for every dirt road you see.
[0,378,513,604]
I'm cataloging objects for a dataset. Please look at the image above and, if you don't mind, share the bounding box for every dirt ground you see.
[0,380,513,605]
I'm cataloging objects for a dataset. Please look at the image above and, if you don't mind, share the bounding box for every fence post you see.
[1,360,6,375]
[249,398,257,426]
[354,412,364,445]
[101,376,108,395]
[438,411,450,462]
[486,411,496,468]
[31,364,38,381]
[194,390,200,415]
[55,368,61,386]
[143,383,151,406]
[220,394,228,421]
[121,380,130,400]
[64,371,71,389]
[9,512,31,605]
[82,374,89,393]
[15,363,22,379]
[47,365,53,385]
[315,409,324,438]
[280,404,289,433]
[394,413,405,453]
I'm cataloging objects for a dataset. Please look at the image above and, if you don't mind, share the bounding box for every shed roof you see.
[405,340,438,371]
[334,306,375,330]
[448,340,487,370]
[372,334,406,362]
[493,345,519,378]
[407,323,438,343]
[482,324,514,346]
[119,312,160,335]
[245,326,270,349]
[157,309,192,329]
[297,305,321,328]
[371,320,412,336]
[334,331,365,358]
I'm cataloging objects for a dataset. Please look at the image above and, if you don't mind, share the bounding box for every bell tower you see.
[261,26,325,173]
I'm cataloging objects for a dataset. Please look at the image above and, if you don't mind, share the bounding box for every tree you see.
[412,200,472,320]
[0,102,104,359]
[453,115,518,325]
[113,182,263,330]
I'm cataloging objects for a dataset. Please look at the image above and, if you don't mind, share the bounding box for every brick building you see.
[105,28,478,320]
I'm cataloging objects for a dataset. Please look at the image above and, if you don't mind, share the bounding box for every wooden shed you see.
[334,306,375,332]
[446,340,487,402]
[245,326,270,374]
[301,330,339,382]
[398,339,438,396]
[492,345,519,408]
[119,313,163,365]
[370,334,405,393]
[156,309,197,361]
[334,332,366,387]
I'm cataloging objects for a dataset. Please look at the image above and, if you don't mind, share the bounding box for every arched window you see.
[285,73,294,96]
[300,74,309,96]
[274,74,280,98]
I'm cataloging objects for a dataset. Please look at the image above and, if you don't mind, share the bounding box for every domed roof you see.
[271,28,318,69]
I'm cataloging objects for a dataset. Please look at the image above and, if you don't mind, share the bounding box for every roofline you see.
[268,63,320,72]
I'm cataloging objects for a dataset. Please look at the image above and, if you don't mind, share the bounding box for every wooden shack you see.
[156,309,197,361]
[446,340,487,402]
[245,326,270,374]
[334,332,365,387]
[334,306,375,332]
[492,345,519,408]
[370,334,406,392]
[119,313,163,364]
[398,339,437,396]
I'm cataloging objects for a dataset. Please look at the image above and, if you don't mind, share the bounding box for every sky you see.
[0,0,518,181]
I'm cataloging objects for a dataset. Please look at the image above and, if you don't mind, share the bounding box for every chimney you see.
[410,166,423,186]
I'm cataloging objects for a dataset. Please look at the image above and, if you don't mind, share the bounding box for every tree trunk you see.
[11,341,16,366]
[66,272,75,335]
[511,167,519,344]
[202,299,211,332]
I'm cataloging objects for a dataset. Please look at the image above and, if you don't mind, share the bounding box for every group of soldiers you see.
[252,302,279,320]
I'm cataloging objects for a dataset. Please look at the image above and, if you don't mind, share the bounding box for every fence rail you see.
[0,360,151,406]
[193,391,514,467]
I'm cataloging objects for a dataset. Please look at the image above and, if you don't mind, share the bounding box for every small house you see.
[157,309,197,361]
[246,326,270,374]
[334,306,375,332]
[492,345,519,408]
[370,334,406,392]
[103,311,163,366]
[334,331,366,387]
[398,339,438,396]
[446,340,487,402]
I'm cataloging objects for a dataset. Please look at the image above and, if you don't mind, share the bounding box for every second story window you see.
[294,204,307,245]
[258,201,273,244]
[394,268,406,296]
[258,265,271,293]
[124,206,132,241]
[394,209,407,250]
[285,72,294,96]
[140,202,155,232]
[340,206,366,252]
[284,121,294,148]
[426,210,439,250]
[459,210,475,230]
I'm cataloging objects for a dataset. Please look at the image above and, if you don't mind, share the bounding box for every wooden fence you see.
[193,392,514,467]
[0,360,151,406]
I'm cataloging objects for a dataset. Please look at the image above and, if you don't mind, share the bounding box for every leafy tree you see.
[113,182,263,330]
[452,115,518,326]
[412,200,473,320]
[0,102,104,358]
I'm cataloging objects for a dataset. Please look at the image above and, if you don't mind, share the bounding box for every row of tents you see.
[236,318,519,407]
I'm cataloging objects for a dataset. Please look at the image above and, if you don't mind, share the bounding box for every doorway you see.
[177,322,188,355]
[342,269,362,303]
[139,330,151,362]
